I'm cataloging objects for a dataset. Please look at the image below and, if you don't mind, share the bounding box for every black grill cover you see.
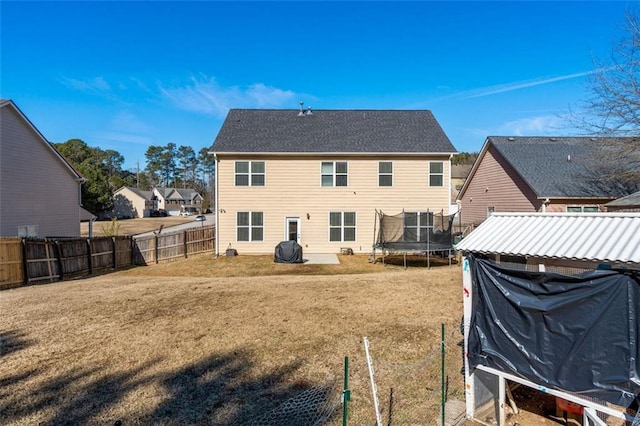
[274,241,303,263]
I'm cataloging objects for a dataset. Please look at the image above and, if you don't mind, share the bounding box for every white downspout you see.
[78,178,86,237]
[214,153,219,256]
[448,154,454,215]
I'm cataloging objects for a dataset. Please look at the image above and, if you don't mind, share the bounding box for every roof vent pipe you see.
[298,101,304,116]
[306,106,313,115]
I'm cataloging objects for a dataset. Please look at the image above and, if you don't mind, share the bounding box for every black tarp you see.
[274,241,303,263]
[467,255,640,406]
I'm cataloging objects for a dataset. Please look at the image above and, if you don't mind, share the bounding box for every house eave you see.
[211,151,457,157]
[536,196,617,201]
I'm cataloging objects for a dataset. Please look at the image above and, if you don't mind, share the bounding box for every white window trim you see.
[321,161,349,187]
[567,205,599,213]
[235,161,266,187]
[236,211,264,242]
[378,161,393,187]
[328,211,357,242]
[429,161,444,187]
[403,211,432,242]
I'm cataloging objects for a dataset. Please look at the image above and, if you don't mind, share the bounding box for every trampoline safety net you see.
[374,209,456,253]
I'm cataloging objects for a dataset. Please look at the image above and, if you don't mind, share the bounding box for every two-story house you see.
[153,187,203,215]
[210,108,457,255]
[112,186,158,218]
[457,136,639,227]
[0,99,85,237]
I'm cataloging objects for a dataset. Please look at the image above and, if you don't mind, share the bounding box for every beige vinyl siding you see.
[0,105,80,237]
[113,188,148,218]
[459,145,539,226]
[217,155,452,254]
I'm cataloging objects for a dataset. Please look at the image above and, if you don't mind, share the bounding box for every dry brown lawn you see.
[0,254,559,425]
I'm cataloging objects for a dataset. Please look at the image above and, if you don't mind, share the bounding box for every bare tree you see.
[582,12,640,131]
[575,10,640,194]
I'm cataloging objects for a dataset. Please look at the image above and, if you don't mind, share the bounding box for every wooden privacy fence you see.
[0,225,215,289]
[0,238,23,289]
[133,225,215,265]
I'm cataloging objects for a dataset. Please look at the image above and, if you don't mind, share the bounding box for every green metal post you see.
[441,323,445,426]
[343,356,350,426]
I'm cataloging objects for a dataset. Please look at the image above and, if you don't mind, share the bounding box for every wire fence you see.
[244,324,466,426]
[246,380,342,426]
[358,328,466,426]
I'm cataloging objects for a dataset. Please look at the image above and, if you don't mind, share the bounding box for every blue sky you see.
[1,1,634,170]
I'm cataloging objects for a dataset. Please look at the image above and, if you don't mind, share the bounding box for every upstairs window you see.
[429,161,444,187]
[322,162,348,187]
[235,161,265,186]
[379,162,393,187]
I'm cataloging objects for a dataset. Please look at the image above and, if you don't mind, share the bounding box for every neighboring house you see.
[451,164,472,193]
[450,163,473,213]
[0,99,84,237]
[210,108,457,255]
[112,186,157,218]
[605,190,640,212]
[153,187,203,215]
[457,136,637,227]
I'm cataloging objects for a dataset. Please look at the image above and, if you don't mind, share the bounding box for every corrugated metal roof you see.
[455,212,640,264]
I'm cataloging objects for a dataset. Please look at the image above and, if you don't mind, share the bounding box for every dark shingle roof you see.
[155,187,200,201]
[125,186,153,200]
[605,190,640,207]
[211,109,456,154]
[489,136,636,198]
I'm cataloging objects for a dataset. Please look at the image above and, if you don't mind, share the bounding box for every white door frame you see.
[285,217,301,245]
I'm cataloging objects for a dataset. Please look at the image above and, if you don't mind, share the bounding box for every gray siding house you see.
[0,99,84,237]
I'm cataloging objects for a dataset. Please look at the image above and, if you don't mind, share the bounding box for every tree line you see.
[53,140,216,215]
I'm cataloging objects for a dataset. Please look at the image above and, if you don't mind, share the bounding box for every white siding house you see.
[0,99,84,237]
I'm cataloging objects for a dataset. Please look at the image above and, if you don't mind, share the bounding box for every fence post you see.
[21,238,28,285]
[54,240,64,281]
[184,230,188,258]
[112,237,117,269]
[343,356,350,426]
[363,337,382,426]
[130,237,134,266]
[154,234,159,264]
[87,238,93,275]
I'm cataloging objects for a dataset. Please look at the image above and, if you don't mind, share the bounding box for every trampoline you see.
[372,209,457,268]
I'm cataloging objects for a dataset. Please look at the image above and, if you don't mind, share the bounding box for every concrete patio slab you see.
[303,253,340,265]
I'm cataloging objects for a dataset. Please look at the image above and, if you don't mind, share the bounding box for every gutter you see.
[213,151,458,157]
